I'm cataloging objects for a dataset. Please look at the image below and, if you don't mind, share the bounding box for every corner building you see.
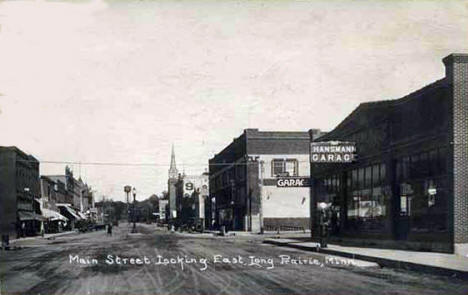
[210,129,324,232]
[0,146,41,238]
[309,53,468,254]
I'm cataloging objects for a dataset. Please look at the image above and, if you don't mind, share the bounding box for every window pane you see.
[372,164,380,186]
[285,159,297,176]
[438,148,447,175]
[359,168,365,188]
[352,169,358,189]
[430,150,438,176]
[365,166,372,188]
[272,160,284,176]
[380,163,386,183]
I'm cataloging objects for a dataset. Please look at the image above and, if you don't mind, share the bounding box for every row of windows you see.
[348,163,386,190]
[396,148,447,181]
[212,158,301,191]
[213,164,247,190]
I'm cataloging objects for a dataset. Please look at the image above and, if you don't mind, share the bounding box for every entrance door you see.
[396,195,412,240]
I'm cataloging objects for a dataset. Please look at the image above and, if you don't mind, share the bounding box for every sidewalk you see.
[9,230,78,244]
[264,238,468,280]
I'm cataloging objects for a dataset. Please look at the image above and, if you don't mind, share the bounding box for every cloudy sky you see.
[1,0,467,201]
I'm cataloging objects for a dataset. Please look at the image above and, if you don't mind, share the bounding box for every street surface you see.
[1,224,467,295]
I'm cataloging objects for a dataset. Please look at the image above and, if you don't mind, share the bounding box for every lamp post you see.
[131,187,137,233]
[24,187,30,237]
[259,160,264,234]
[318,202,329,248]
[124,185,131,225]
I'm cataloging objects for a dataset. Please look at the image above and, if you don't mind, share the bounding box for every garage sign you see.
[310,141,356,163]
[276,177,310,187]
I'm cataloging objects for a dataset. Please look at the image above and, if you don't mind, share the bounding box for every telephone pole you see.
[259,160,264,234]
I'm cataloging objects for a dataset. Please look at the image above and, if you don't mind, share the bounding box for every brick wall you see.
[264,217,309,230]
[445,54,468,244]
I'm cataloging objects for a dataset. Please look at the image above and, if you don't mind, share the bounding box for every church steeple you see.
[168,144,178,179]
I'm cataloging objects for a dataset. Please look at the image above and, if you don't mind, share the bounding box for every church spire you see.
[168,144,178,179]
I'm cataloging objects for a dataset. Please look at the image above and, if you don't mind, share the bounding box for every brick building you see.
[309,53,468,254]
[0,146,42,238]
[46,166,93,213]
[39,176,69,233]
[209,129,324,232]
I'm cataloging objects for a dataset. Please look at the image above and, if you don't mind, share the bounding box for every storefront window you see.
[365,166,372,188]
[352,169,358,189]
[409,178,448,233]
[346,164,388,231]
[358,168,365,188]
[380,163,386,183]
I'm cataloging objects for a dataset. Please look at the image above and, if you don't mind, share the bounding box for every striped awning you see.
[57,204,81,220]
[77,211,87,219]
[18,211,46,221]
[42,208,68,222]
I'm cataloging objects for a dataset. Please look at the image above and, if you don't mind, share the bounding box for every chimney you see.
[442,53,468,85]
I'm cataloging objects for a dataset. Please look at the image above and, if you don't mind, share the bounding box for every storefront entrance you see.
[396,194,412,240]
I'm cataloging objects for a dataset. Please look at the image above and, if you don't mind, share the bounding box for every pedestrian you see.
[16,221,21,239]
[21,222,26,238]
[40,221,45,237]
[107,223,112,236]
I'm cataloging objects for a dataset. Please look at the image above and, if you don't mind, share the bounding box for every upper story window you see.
[271,159,298,177]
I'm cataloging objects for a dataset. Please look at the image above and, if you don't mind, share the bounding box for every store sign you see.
[310,141,356,163]
[428,188,437,195]
[185,182,194,191]
[276,177,310,187]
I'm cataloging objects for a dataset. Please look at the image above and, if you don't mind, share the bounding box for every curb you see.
[263,239,468,280]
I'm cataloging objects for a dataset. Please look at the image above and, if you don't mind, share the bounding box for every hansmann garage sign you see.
[310,141,356,163]
[276,177,311,187]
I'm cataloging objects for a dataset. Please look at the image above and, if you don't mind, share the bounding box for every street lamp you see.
[24,187,30,238]
[124,185,131,224]
[131,187,137,233]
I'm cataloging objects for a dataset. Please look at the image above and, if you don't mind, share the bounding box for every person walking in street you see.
[21,222,26,238]
[107,223,112,236]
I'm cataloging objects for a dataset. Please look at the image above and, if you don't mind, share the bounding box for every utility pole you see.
[131,187,137,233]
[124,185,131,236]
[80,188,84,213]
[259,160,264,234]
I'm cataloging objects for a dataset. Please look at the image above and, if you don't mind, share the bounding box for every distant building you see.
[209,129,325,232]
[175,172,209,227]
[39,176,68,233]
[46,166,94,213]
[0,146,42,238]
[159,199,169,222]
[46,166,95,227]
[40,176,58,211]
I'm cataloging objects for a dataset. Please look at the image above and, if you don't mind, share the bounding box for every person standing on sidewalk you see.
[40,222,45,237]
[21,222,26,238]
[107,223,112,236]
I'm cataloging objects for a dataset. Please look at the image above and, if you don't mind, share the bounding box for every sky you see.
[1,0,468,201]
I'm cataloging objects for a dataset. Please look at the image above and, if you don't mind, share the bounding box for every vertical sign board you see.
[310,141,356,163]
[159,199,168,220]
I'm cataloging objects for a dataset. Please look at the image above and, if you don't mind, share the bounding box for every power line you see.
[16,159,313,167]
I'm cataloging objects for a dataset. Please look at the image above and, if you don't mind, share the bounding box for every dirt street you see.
[1,224,467,295]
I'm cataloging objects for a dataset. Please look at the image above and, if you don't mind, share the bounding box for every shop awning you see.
[18,211,46,221]
[57,204,81,220]
[77,211,87,219]
[42,208,68,222]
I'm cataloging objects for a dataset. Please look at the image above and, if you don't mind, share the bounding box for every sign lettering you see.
[310,141,356,163]
[276,177,310,187]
